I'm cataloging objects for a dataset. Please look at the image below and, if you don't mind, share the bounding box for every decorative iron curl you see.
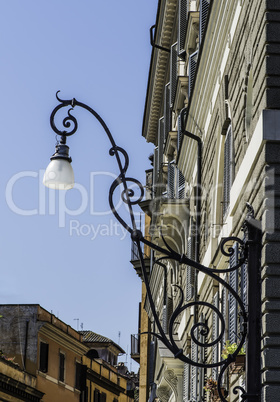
[50,92,78,137]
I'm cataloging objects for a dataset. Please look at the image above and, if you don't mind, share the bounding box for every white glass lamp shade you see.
[43,158,74,190]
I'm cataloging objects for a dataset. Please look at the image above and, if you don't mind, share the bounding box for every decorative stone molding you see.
[164,369,178,398]
[156,385,171,402]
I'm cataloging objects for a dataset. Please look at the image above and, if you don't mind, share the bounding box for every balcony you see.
[130,240,150,280]
[131,334,140,363]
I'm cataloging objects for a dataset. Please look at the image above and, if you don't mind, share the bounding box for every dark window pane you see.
[59,353,65,382]
[39,342,49,373]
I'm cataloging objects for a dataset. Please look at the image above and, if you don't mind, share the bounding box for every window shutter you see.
[183,360,190,401]
[241,262,248,309]
[158,117,164,179]
[186,234,195,301]
[39,342,49,373]
[221,287,227,348]
[188,50,198,98]
[75,362,87,391]
[59,353,65,382]
[198,314,206,400]
[223,125,233,217]
[163,296,173,334]
[164,83,171,141]
[178,168,185,199]
[178,108,187,151]
[178,0,188,58]
[240,262,248,343]
[167,161,176,198]
[190,338,198,400]
[153,147,159,197]
[199,0,210,44]
[170,43,178,108]
[228,243,238,344]
[149,340,155,385]
[178,113,183,152]
[212,292,219,380]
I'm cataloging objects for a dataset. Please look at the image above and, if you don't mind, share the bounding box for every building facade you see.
[0,305,134,402]
[137,0,280,401]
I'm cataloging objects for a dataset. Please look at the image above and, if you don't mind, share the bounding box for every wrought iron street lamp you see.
[44,92,261,402]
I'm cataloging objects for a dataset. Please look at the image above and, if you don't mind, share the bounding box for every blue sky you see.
[0,1,157,371]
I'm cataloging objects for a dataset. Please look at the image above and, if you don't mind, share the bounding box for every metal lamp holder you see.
[48,92,262,402]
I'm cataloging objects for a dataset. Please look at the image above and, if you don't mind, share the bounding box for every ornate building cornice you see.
[142,0,177,144]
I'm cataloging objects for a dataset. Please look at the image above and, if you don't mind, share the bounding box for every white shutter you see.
[183,361,190,401]
[188,50,198,98]
[167,161,176,198]
[212,292,219,380]
[228,243,238,344]
[164,83,171,141]
[170,43,178,108]
[186,234,195,301]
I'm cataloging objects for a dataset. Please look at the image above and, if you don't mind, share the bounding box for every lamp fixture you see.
[43,92,261,402]
[43,140,74,190]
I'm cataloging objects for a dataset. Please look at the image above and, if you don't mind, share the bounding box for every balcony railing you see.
[131,240,148,262]
[131,334,140,363]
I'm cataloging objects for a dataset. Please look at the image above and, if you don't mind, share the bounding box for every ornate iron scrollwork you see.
[48,94,261,402]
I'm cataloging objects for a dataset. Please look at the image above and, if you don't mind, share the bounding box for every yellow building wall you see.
[37,334,82,402]
[83,356,132,402]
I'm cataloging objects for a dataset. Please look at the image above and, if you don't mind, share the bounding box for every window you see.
[94,389,106,402]
[39,342,49,373]
[94,389,100,402]
[166,161,186,199]
[59,352,65,382]
[75,362,87,391]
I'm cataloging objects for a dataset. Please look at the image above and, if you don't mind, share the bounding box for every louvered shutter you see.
[186,234,195,300]
[153,147,159,197]
[178,0,188,58]
[178,107,187,151]
[170,43,178,108]
[158,117,164,187]
[162,304,167,334]
[240,262,248,345]
[164,83,171,141]
[149,340,155,385]
[198,314,206,400]
[178,168,185,199]
[199,0,210,44]
[163,296,173,333]
[223,125,232,218]
[178,113,183,152]
[183,361,190,401]
[190,338,198,401]
[228,243,238,344]
[241,262,248,309]
[167,161,176,198]
[188,50,198,98]
[212,292,219,380]
[221,287,227,348]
